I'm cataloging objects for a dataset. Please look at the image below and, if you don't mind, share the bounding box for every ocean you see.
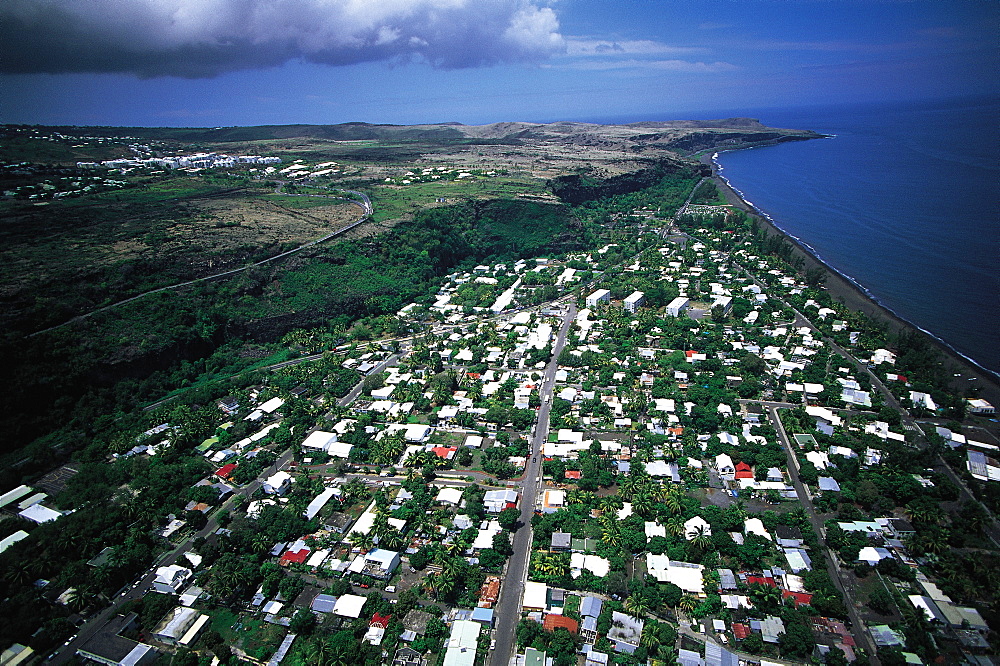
[709,96,1000,377]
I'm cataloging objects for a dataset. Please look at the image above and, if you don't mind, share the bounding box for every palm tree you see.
[66,586,94,613]
[663,489,684,516]
[624,594,650,619]
[632,491,655,518]
[653,644,678,666]
[601,523,624,550]
[665,517,686,538]
[349,531,374,552]
[250,532,272,554]
[689,525,713,555]
[4,560,37,587]
[679,595,698,614]
[303,637,330,666]
[640,624,662,651]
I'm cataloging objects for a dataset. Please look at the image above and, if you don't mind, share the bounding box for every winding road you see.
[28,186,372,338]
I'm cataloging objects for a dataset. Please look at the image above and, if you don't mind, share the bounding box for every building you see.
[585,289,611,307]
[666,297,690,317]
[152,607,201,645]
[262,471,292,496]
[607,611,643,654]
[623,291,645,313]
[442,620,480,666]
[347,548,400,579]
[152,565,192,595]
[550,532,572,552]
[968,399,995,414]
[77,614,157,666]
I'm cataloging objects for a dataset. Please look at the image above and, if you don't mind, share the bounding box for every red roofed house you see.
[543,614,578,634]
[279,549,310,567]
[733,623,750,641]
[734,462,754,480]
[431,446,457,460]
[781,590,814,607]
[215,463,238,480]
[370,613,392,628]
[746,575,777,588]
[564,470,582,481]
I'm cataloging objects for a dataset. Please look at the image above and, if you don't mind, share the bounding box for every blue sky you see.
[1,0,996,127]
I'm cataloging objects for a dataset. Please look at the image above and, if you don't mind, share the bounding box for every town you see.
[1,184,996,666]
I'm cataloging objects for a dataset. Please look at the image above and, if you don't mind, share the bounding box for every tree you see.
[624,595,650,618]
[498,507,520,531]
[740,631,764,654]
[289,608,316,635]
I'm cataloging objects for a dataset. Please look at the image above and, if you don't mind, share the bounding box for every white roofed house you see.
[909,391,938,411]
[262,471,293,496]
[347,548,400,580]
[152,565,192,595]
[683,516,712,541]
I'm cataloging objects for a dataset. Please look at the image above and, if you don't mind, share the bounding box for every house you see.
[442,620,480,666]
[262,471,292,496]
[522,581,547,611]
[683,516,712,541]
[774,525,804,548]
[715,454,735,479]
[818,477,841,492]
[543,614,579,634]
[967,399,995,415]
[607,611,643,654]
[77,613,157,666]
[550,532,572,552]
[152,607,201,645]
[586,289,611,307]
[215,463,238,480]
[645,554,704,593]
[348,549,400,579]
[483,489,518,513]
[734,462,753,480]
[152,565,192,595]
[580,596,603,618]
[333,594,367,618]
[0,644,33,666]
[470,607,494,628]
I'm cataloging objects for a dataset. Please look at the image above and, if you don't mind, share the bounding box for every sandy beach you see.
[700,152,1000,412]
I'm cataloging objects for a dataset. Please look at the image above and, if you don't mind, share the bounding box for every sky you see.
[1,0,997,127]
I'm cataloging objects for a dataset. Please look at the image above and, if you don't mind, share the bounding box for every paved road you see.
[47,446,295,664]
[488,303,576,666]
[767,405,880,664]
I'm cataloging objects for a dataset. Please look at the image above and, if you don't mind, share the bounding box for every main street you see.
[488,302,576,666]
[767,405,880,664]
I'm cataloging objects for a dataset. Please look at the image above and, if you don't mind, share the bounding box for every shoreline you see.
[699,150,1000,411]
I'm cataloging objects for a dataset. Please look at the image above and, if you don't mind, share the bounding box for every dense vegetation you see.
[0,198,583,479]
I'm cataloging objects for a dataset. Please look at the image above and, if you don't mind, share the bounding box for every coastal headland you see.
[702,151,1000,411]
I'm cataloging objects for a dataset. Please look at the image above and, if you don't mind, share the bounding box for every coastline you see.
[699,150,1000,411]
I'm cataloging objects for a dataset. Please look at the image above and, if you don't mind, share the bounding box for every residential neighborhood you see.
[0,199,997,666]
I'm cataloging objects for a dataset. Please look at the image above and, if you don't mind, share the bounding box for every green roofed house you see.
[524,647,546,666]
[196,437,218,453]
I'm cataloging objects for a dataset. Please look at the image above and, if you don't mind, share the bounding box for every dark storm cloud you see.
[0,0,565,77]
